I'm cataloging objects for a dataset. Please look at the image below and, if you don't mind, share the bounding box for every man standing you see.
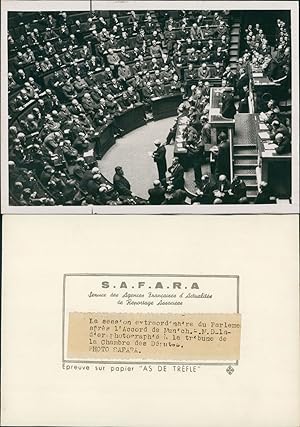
[200,116,211,149]
[236,68,249,99]
[168,157,185,190]
[152,139,167,184]
[221,88,236,119]
[215,132,230,178]
[186,140,204,186]
[113,166,132,197]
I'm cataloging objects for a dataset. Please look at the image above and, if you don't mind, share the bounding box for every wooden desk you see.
[250,65,281,112]
[115,103,145,133]
[251,65,280,88]
[151,93,183,121]
[95,104,146,159]
[208,87,235,145]
[255,114,291,198]
[94,121,116,159]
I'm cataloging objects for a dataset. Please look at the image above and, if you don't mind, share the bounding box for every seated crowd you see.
[8,9,233,206]
[147,18,291,205]
[7,10,291,206]
[244,19,290,85]
[243,19,291,155]
[148,174,275,205]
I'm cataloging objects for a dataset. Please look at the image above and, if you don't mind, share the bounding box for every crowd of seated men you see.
[242,19,291,154]
[8,9,234,206]
[244,19,291,85]
[147,174,276,205]
[156,19,291,205]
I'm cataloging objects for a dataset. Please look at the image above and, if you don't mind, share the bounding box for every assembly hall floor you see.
[99,117,211,199]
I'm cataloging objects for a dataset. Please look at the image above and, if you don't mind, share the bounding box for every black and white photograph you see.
[1,1,298,213]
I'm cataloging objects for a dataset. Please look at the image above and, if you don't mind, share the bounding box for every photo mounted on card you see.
[1,0,299,214]
[1,214,299,427]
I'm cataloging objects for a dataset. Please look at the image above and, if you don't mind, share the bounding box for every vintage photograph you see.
[2,2,298,211]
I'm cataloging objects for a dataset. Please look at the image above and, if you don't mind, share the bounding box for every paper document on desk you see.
[259,112,268,121]
[253,72,263,77]
[258,131,271,140]
[263,143,277,150]
[259,123,268,130]
[83,149,94,158]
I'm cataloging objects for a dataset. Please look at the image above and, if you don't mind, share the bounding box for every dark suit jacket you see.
[142,86,153,100]
[254,190,274,204]
[231,179,247,200]
[215,179,231,193]
[275,138,291,155]
[236,73,249,91]
[221,93,236,119]
[113,173,131,196]
[192,181,215,204]
[153,146,167,172]
[216,140,230,177]
[169,163,184,189]
[148,187,165,205]
[69,104,85,115]
[236,73,249,98]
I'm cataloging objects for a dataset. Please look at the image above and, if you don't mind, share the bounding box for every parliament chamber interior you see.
[7,9,292,206]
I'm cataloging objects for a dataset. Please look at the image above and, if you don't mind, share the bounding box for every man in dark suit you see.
[186,140,204,186]
[142,81,154,108]
[184,63,197,81]
[69,99,85,116]
[152,140,167,183]
[168,157,185,190]
[81,93,98,118]
[254,181,275,204]
[236,68,249,99]
[14,69,27,86]
[274,133,291,155]
[191,175,215,204]
[229,176,247,203]
[221,88,236,119]
[164,24,176,53]
[113,166,132,197]
[215,132,230,178]
[152,79,165,97]
[214,174,231,203]
[148,180,165,205]
[223,66,237,89]
[269,120,290,140]
[61,80,77,102]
